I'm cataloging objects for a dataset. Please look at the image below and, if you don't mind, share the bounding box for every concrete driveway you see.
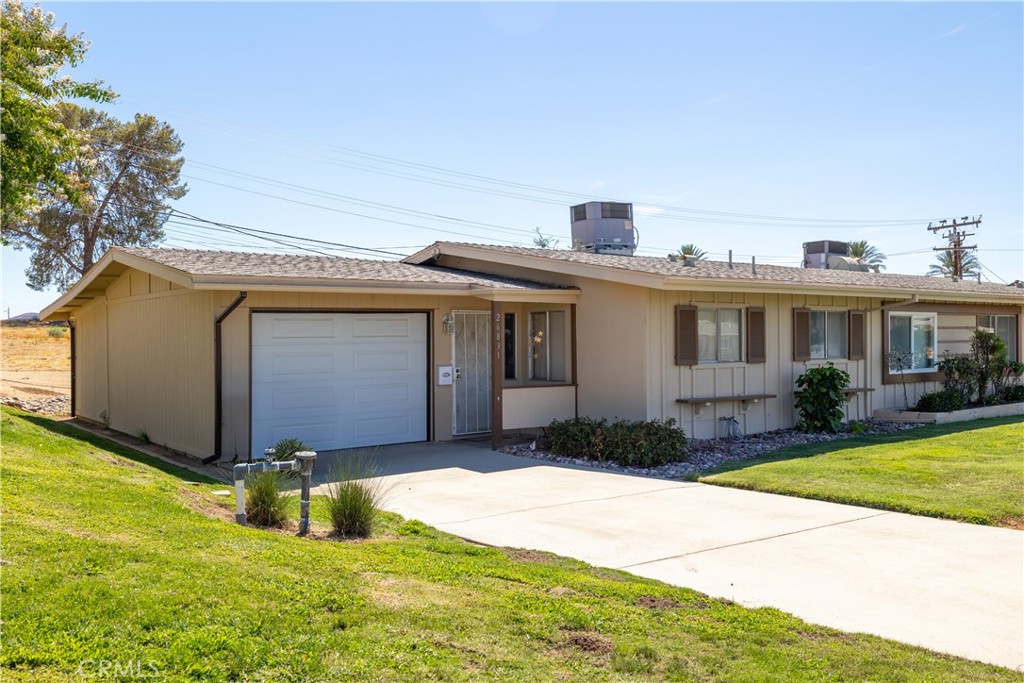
[313,441,1023,671]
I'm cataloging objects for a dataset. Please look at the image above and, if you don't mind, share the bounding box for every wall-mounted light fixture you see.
[442,313,455,335]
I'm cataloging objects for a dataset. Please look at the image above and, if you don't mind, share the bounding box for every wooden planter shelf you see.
[676,394,776,416]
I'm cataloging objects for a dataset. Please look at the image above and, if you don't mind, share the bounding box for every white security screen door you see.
[452,311,492,435]
[251,312,427,458]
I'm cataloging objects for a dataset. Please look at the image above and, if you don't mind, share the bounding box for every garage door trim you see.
[247,308,432,458]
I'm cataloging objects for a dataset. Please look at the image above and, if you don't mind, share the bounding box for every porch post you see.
[571,303,579,418]
[491,301,504,449]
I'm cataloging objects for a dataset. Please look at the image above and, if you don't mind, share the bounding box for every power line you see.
[111,97,944,227]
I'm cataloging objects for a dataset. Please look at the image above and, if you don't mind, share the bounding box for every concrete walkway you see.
[312,442,1024,671]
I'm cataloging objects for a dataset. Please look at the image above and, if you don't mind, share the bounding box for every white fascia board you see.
[469,288,580,304]
[661,277,1024,304]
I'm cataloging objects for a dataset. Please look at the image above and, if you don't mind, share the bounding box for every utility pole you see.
[928,215,981,279]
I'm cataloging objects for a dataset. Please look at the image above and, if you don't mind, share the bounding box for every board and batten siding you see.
[648,291,880,440]
[77,270,217,457]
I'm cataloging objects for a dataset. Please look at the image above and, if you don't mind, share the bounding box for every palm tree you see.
[927,250,980,278]
[678,244,708,260]
[847,240,887,271]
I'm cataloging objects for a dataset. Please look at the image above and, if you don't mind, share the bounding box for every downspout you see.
[214,292,248,461]
[69,319,77,417]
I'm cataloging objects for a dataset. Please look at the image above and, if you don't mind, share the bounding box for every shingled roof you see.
[413,243,1024,299]
[118,247,563,290]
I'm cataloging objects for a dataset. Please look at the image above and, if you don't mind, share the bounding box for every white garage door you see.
[251,312,428,458]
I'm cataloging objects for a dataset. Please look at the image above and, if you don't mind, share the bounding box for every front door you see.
[452,311,491,435]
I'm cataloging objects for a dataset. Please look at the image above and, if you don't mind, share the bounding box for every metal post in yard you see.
[296,451,317,534]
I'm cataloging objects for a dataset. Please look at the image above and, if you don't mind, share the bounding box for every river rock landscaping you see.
[502,421,921,480]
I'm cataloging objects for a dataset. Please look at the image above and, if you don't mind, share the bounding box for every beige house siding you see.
[434,254,651,422]
[75,270,217,457]
[647,291,881,439]
[73,299,108,424]
[216,290,495,459]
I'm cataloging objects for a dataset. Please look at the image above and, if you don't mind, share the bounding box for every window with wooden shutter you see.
[747,307,766,364]
[675,305,698,366]
[793,308,811,361]
[848,310,866,361]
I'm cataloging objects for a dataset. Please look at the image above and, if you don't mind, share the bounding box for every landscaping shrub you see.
[915,388,964,413]
[1000,384,1024,403]
[936,354,978,405]
[794,363,851,433]
[322,451,389,537]
[245,471,291,527]
[545,417,686,467]
[543,416,606,461]
[970,329,1006,404]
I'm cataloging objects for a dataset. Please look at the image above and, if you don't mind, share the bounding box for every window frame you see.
[978,314,1019,362]
[503,312,517,381]
[528,310,568,382]
[697,307,744,364]
[809,310,849,360]
[887,311,938,374]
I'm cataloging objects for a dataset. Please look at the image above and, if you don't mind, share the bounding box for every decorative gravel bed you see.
[500,421,923,480]
[0,394,71,416]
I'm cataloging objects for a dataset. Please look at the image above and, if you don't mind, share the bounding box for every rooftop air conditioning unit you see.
[802,240,869,272]
[569,202,636,256]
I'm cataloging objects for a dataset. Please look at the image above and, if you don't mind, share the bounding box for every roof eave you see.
[661,276,1024,303]
[40,249,196,321]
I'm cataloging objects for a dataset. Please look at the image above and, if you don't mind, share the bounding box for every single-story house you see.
[41,242,1023,462]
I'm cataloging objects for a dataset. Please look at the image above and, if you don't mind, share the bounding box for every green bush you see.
[544,417,686,468]
[322,452,388,538]
[1000,384,1024,403]
[46,325,66,339]
[270,437,309,461]
[971,329,1007,404]
[795,363,851,433]
[245,471,291,527]
[915,388,964,413]
[937,354,978,405]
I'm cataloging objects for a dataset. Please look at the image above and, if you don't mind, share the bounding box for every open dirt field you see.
[1,325,71,413]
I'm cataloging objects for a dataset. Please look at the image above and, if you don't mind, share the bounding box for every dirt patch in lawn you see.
[178,487,236,523]
[2,326,71,412]
[503,547,559,564]
[560,630,613,655]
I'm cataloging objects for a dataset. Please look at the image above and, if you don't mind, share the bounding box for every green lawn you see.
[700,417,1024,527]
[1,408,1018,682]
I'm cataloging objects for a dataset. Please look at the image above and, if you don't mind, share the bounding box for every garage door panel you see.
[352,316,414,338]
[353,415,413,441]
[253,315,337,342]
[259,419,340,454]
[252,350,337,377]
[351,381,416,405]
[353,350,413,373]
[252,385,338,417]
[251,312,427,459]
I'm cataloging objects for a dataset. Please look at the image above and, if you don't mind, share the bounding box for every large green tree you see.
[847,240,887,271]
[927,250,980,279]
[1,0,114,228]
[6,104,187,291]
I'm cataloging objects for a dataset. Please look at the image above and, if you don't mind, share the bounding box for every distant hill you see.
[9,312,39,321]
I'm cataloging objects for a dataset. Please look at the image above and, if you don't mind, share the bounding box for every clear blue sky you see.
[4,2,1022,316]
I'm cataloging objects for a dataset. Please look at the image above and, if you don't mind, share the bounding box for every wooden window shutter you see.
[793,308,811,361]
[675,305,698,366]
[848,310,866,360]
[747,307,766,364]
